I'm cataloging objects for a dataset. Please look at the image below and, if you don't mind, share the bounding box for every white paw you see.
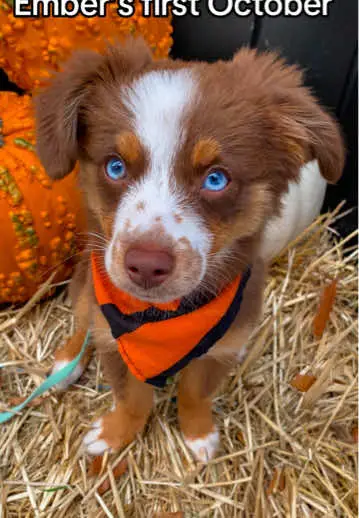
[83,419,112,455]
[50,360,85,391]
[184,428,220,462]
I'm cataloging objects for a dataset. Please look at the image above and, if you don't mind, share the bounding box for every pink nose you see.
[125,247,174,289]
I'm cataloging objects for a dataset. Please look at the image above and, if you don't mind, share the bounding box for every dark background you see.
[1,1,357,237]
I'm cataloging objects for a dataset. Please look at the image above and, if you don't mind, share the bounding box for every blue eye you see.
[202,170,229,192]
[105,156,126,180]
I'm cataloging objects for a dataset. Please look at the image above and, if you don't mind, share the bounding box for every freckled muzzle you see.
[106,224,206,303]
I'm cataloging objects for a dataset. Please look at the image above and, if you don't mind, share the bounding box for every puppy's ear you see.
[231,49,345,184]
[34,50,102,179]
[34,38,152,179]
[275,89,345,184]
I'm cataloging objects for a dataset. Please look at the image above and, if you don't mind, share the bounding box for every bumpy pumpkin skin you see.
[0,1,172,91]
[0,92,86,304]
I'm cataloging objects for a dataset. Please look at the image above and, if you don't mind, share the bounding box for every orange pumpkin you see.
[0,92,86,304]
[0,1,172,91]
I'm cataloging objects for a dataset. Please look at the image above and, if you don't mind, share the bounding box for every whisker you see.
[77,231,109,244]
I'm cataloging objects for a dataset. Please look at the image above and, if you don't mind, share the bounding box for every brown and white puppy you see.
[35,39,344,462]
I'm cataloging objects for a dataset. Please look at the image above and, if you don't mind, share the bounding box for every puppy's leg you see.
[51,260,93,389]
[83,308,154,455]
[84,355,154,455]
[178,357,230,462]
[179,259,266,462]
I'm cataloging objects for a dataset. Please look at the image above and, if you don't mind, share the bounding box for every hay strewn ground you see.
[1,208,358,518]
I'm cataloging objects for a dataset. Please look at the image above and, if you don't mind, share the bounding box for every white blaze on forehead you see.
[124,69,192,174]
[111,69,211,254]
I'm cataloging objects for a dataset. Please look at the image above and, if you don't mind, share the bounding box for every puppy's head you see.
[35,40,345,303]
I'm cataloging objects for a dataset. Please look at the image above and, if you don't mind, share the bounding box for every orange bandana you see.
[91,253,251,387]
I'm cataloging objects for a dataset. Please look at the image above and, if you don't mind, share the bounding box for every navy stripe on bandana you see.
[146,266,252,387]
[101,290,218,340]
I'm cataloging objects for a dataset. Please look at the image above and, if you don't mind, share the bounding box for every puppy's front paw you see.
[50,331,92,390]
[184,427,220,463]
[83,418,113,455]
[83,406,146,456]
[50,360,85,391]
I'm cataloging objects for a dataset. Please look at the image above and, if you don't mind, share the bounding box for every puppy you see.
[35,39,344,462]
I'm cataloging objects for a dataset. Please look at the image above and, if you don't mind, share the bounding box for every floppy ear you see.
[277,89,345,184]
[231,49,345,184]
[34,38,153,179]
[34,50,103,179]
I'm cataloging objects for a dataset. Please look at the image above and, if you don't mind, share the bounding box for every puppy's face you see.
[35,40,344,303]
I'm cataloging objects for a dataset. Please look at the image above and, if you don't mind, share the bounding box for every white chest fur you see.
[260,160,327,261]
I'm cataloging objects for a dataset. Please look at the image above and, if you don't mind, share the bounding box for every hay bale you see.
[0,208,357,517]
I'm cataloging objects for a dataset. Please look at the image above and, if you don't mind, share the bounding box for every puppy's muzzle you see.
[125,245,175,289]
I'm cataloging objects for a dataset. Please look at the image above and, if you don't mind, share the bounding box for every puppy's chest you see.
[91,253,251,387]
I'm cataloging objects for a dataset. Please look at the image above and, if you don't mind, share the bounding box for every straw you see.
[1,209,357,517]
